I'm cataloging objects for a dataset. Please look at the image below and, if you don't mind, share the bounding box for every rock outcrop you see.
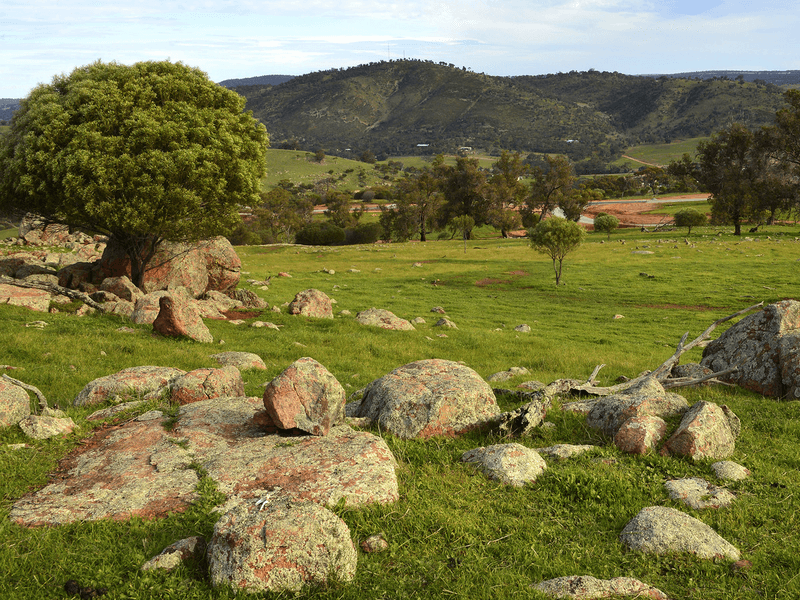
[153,293,214,343]
[288,288,334,319]
[97,236,240,297]
[355,308,415,331]
[208,498,357,594]
[352,359,500,439]
[73,366,187,407]
[534,575,670,600]
[620,505,740,561]
[660,401,740,460]
[11,396,398,526]
[701,299,800,399]
[461,443,547,487]
[262,357,346,436]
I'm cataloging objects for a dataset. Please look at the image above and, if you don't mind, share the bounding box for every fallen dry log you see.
[546,302,764,397]
[0,275,107,312]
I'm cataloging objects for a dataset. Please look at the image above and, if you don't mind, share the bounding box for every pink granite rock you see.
[153,293,213,343]
[263,357,345,436]
[288,289,333,319]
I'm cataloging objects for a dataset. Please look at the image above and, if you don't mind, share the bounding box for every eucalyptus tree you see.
[0,60,268,289]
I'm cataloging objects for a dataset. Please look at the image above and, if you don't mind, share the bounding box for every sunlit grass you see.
[2,228,800,599]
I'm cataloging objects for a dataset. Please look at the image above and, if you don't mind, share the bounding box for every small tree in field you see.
[0,60,268,290]
[593,214,619,240]
[673,207,707,235]
[529,217,585,285]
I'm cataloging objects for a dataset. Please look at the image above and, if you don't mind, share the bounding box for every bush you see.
[346,223,382,245]
[674,208,707,235]
[594,214,619,240]
[295,222,346,246]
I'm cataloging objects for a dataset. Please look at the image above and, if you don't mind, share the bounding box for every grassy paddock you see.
[1,227,800,599]
[616,137,711,169]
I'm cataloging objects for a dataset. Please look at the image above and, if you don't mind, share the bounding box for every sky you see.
[2,0,799,98]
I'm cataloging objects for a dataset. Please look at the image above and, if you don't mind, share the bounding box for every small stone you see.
[360,533,389,553]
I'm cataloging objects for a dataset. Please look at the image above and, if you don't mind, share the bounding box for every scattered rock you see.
[288,288,334,319]
[613,415,668,455]
[353,359,499,439]
[461,443,547,486]
[0,283,51,312]
[211,351,267,371]
[165,366,245,405]
[0,379,32,427]
[431,306,446,314]
[434,317,458,329]
[263,357,346,436]
[664,477,736,510]
[586,377,688,440]
[360,533,389,553]
[660,401,740,460]
[620,505,740,561]
[487,366,529,382]
[18,414,76,439]
[411,316,426,325]
[208,498,357,594]
[153,293,214,343]
[711,461,751,481]
[141,536,206,572]
[355,307,415,331]
[514,324,531,333]
[534,575,670,599]
[73,366,186,407]
[701,300,800,398]
[535,444,599,460]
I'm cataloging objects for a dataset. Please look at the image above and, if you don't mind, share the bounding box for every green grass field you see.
[1,223,799,599]
[615,137,711,169]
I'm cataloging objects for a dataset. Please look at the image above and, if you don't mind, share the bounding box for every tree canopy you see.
[0,60,268,289]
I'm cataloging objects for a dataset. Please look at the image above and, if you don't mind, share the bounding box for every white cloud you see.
[0,0,798,96]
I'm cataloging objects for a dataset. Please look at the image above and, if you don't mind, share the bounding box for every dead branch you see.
[650,302,764,380]
[2,374,48,413]
[661,362,743,389]
[555,303,764,397]
[0,275,107,312]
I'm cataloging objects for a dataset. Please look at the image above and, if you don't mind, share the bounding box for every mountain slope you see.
[235,61,787,163]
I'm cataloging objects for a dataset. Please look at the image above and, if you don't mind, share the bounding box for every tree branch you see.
[0,275,107,312]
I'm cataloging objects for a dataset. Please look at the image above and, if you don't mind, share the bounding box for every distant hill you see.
[234,61,789,169]
[218,75,294,88]
[644,70,800,86]
[0,99,20,122]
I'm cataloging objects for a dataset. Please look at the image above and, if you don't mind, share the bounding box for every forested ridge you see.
[233,61,790,167]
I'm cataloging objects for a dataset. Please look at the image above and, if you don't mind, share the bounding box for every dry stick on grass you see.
[2,374,49,413]
[0,275,107,312]
[565,302,764,396]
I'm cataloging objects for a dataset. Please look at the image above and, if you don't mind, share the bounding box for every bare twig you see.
[2,374,48,413]
[0,275,107,312]
[661,363,742,389]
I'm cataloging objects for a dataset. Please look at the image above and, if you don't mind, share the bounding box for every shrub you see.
[674,208,707,235]
[295,222,346,246]
[346,223,382,245]
[594,214,620,240]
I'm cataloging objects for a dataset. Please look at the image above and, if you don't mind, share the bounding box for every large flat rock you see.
[10,397,398,527]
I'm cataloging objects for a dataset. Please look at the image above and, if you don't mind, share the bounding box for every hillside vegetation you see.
[236,61,787,169]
